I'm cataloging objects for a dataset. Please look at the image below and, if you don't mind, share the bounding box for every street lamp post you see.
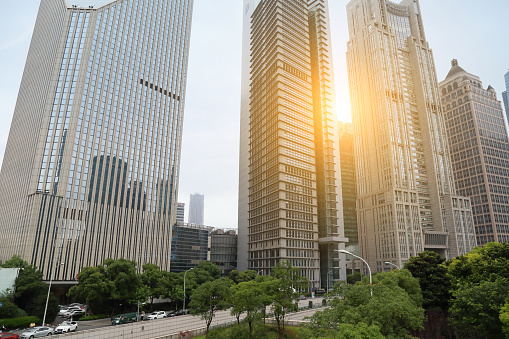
[43,262,64,325]
[337,249,372,296]
[183,268,194,313]
[384,261,400,270]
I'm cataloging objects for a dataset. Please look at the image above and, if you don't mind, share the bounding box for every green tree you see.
[192,261,221,285]
[140,263,164,310]
[68,266,108,315]
[500,300,509,339]
[0,291,23,319]
[449,279,509,339]
[307,280,424,338]
[2,255,59,322]
[266,261,308,338]
[372,268,422,307]
[103,258,142,313]
[447,242,509,286]
[299,322,385,339]
[189,278,233,338]
[347,272,362,285]
[230,280,266,336]
[404,251,450,311]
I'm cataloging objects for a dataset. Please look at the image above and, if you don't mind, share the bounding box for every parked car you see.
[298,295,307,300]
[146,311,166,320]
[67,310,85,320]
[0,333,20,339]
[55,321,78,333]
[19,327,54,338]
[111,312,138,325]
[59,307,80,317]
[166,310,178,317]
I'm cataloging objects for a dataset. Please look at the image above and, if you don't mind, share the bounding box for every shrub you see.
[79,314,109,321]
[322,298,327,307]
[0,316,41,329]
[308,300,313,309]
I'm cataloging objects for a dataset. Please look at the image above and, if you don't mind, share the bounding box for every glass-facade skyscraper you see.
[503,71,509,120]
[440,60,509,245]
[346,0,476,270]
[0,0,193,280]
[238,0,347,290]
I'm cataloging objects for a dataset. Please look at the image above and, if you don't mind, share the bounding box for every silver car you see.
[20,327,54,338]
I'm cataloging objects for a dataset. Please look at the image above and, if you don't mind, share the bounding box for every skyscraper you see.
[188,193,204,225]
[239,0,347,290]
[346,0,476,270]
[0,0,194,280]
[440,60,509,245]
[337,122,358,250]
[176,202,185,222]
[503,71,509,119]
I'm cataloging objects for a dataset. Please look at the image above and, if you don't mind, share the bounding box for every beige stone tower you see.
[346,0,476,271]
[238,0,347,290]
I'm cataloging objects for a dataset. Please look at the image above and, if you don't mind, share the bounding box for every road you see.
[7,297,326,338]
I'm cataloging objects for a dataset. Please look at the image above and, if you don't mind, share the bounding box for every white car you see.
[146,311,166,320]
[55,321,78,333]
[59,307,80,316]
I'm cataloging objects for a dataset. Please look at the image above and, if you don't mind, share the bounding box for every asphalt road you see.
[7,296,326,337]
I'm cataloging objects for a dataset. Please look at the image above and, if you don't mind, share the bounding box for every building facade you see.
[346,0,476,270]
[440,60,509,245]
[239,0,347,290]
[210,229,238,276]
[170,222,212,273]
[0,0,193,280]
[176,202,185,222]
[188,193,204,225]
[503,71,509,119]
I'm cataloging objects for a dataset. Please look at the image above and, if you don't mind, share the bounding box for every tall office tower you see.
[503,71,509,119]
[440,60,509,245]
[338,122,358,250]
[188,193,204,225]
[0,0,193,280]
[346,0,476,270]
[176,202,185,222]
[239,0,347,290]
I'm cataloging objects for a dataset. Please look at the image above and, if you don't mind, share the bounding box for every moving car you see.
[0,334,20,339]
[19,327,54,338]
[55,321,78,333]
[111,312,138,325]
[146,311,166,320]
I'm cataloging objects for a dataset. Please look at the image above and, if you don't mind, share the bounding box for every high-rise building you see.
[502,71,509,119]
[0,0,194,280]
[176,202,185,222]
[210,229,238,276]
[346,0,476,270]
[440,60,509,245]
[188,193,204,225]
[338,122,358,249]
[239,0,347,290]
[170,222,212,273]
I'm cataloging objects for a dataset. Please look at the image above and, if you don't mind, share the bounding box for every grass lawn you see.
[192,325,302,338]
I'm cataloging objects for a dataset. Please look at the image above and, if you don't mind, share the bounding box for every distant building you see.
[0,268,20,294]
[170,222,212,273]
[338,122,360,274]
[188,193,204,225]
[210,229,238,276]
[503,71,509,119]
[440,60,509,245]
[176,203,185,223]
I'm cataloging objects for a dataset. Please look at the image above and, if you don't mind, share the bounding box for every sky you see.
[0,1,508,229]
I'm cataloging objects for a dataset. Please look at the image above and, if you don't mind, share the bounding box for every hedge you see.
[0,316,41,329]
[79,314,109,321]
